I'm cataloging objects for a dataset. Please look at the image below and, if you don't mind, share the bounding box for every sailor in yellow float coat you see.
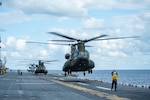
[111,72,118,91]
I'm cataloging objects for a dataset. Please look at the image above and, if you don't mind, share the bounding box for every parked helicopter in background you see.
[26,60,58,75]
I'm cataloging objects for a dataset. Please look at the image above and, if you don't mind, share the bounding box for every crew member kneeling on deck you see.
[111,71,118,91]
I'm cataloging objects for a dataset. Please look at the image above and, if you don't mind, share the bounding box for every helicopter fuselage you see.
[34,60,48,75]
[63,50,94,75]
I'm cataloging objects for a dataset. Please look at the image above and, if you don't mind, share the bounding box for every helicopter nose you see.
[78,57,88,61]
[78,58,88,66]
[78,55,89,59]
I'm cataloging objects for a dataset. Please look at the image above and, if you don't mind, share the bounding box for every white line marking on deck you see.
[17,82,54,84]
[77,82,88,86]
[53,77,65,81]
[96,86,111,91]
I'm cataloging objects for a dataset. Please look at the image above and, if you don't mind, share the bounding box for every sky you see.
[0,0,150,70]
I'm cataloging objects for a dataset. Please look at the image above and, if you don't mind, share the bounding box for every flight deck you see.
[0,72,149,100]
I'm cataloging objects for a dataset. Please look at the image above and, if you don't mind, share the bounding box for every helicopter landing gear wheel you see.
[68,71,69,75]
[83,72,85,76]
[88,70,92,74]
[68,70,72,75]
[70,71,72,75]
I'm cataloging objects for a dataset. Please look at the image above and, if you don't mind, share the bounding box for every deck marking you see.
[41,76,130,100]
[77,82,88,86]
[96,86,111,91]
[59,78,65,81]
[53,77,65,81]
[51,79,130,100]
[17,82,54,85]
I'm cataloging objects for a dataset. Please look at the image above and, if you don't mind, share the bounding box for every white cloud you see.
[62,46,70,54]
[16,39,26,50]
[6,36,27,50]
[0,0,87,25]
[40,49,48,57]
[84,0,150,10]
[1,42,5,48]
[11,52,20,57]
[48,42,59,50]
[0,10,30,24]
[1,0,150,25]
[115,0,150,9]
[108,51,127,57]
[113,14,145,34]
[4,0,88,17]
[83,0,116,9]
[114,28,121,34]
[81,17,106,29]
[6,36,16,46]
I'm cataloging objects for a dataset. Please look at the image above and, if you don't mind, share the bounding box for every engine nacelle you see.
[65,53,70,59]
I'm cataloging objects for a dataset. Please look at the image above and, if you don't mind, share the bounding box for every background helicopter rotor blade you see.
[42,60,59,62]
[95,36,139,41]
[48,32,79,41]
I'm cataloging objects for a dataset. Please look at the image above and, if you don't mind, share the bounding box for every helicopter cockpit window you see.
[79,51,89,57]
[79,52,84,56]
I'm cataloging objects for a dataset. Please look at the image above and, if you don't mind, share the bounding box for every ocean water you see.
[47,70,150,86]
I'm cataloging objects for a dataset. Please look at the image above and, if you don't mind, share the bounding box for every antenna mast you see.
[0,32,1,61]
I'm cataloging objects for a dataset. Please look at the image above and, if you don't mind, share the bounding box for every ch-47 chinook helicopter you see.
[47,32,107,76]
[27,60,58,75]
[47,32,139,76]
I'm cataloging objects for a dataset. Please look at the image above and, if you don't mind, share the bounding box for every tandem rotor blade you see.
[26,41,83,46]
[83,34,108,43]
[48,32,79,41]
[48,40,75,42]
[26,41,70,45]
[48,32,108,43]
[95,36,140,41]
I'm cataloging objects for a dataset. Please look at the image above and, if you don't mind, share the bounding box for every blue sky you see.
[0,0,150,70]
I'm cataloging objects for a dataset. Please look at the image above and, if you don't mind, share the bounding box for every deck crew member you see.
[111,70,118,91]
